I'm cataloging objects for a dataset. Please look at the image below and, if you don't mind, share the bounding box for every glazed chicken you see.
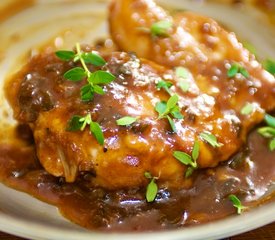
[6,0,275,190]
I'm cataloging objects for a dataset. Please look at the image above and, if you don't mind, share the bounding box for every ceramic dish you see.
[0,0,274,239]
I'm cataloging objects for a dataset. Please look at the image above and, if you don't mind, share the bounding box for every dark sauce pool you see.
[0,125,274,232]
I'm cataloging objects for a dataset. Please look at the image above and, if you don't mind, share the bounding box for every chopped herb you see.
[176,67,189,79]
[155,94,183,132]
[227,63,239,78]
[192,140,200,162]
[55,50,75,61]
[88,70,115,85]
[173,140,199,177]
[146,179,158,202]
[166,94,179,111]
[144,172,158,202]
[116,116,139,126]
[67,114,104,145]
[229,194,246,214]
[199,132,223,148]
[156,80,173,95]
[258,126,275,138]
[176,67,191,92]
[263,59,275,75]
[167,115,177,132]
[64,67,86,81]
[185,167,194,178]
[67,115,83,131]
[243,42,257,56]
[269,139,275,151]
[265,114,275,128]
[55,43,115,102]
[81,84,94,101]
[240,103,254,115]
[155,101,167,116]
[90,121,104,145]
[151,20,172,37]
[239,67,249,78]
[179,81,190,92]
[79,114,92,131]
[258,113,275,151]
[173,151,195,167]
[144,171,152,179]
[81,52,106,67]
[227,63,249,78]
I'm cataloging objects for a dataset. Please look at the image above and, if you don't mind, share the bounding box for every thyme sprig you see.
[155,94,183,132]
[173,140,200,178]
[144,172,158,202]
[229,194,247,214]
[258,114,275,151]
[67,114,104,145]
[55,43,115,102]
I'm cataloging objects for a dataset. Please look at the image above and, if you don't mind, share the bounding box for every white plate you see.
[0,0,274,239]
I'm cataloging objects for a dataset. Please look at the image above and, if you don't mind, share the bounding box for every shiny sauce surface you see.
[0,125,274,231]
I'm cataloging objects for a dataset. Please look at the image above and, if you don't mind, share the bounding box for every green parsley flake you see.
[151,20,172,37]
[176,67,189,79]
[116,116,139,126]
[265,114,275,128]
[258,114,275,151]
[146,179,158,202]
[55,50,75,61]
[227,63,249,78]
[269,139,275,151]
[243,42,257,56]
[199,132,223,148]
[176,67,191,92]
[156,80,173,95]
[258,127,275,138]
[263,59,275,75]
[144,172,158,202]
[229,194,246,214]
[240,103,254,115]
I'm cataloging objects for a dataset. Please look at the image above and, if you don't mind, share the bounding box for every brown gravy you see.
[0,124,274,232]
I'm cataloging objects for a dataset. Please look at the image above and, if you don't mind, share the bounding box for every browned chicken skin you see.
[6,0,275,190]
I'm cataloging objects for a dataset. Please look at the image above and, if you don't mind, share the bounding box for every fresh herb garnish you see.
[263,59,275,75]
[258,127,275,138]
[156,80,173,95]
[175,67,191,92]
[155,94,183,132]
[176,67,189,79]
[240,102,254,115]
[265,114,275,128]
[199,132,223,148]
[151,20,172,37]
[269,139,275,151]
[116,116,139,126]
[227,63,249,78]
[258,114,275,151]
[56,43,115,101]
[144,172,158,202]
[243,42,257,56]
[229,194,246,214]
[64,67,86,81]
[67,114,104,145]
[173,140,199,177]
[55,50,75,61]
